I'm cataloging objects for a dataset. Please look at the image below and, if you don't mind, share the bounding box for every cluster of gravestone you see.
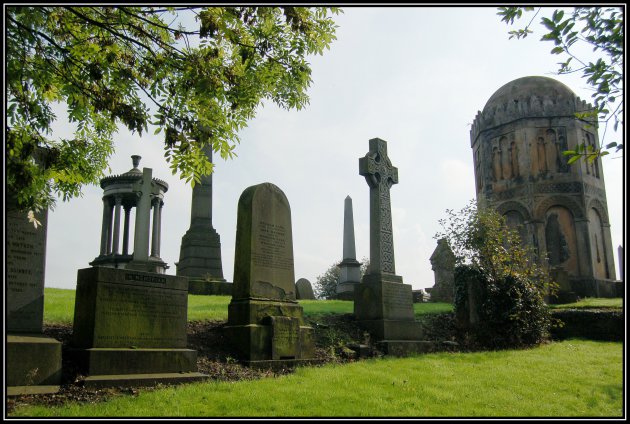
[6,76,623,396]
[5,137,421,395]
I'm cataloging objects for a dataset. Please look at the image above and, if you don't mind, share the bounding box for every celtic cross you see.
[359,138,399,276]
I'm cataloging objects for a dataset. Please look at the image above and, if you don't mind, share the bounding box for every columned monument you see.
[470,76,621,299]
[90,155,168,274]
[336,195,361,300]
[71,156,205,387]
[176,145,231,295]
[354,138,426,355]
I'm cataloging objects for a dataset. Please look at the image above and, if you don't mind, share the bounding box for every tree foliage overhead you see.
[497,6,623,162]
[6,6,340,215]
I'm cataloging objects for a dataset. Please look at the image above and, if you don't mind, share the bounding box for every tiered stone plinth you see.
[225,299,316,367]
[69,267,206,387]
[354,274,427,355]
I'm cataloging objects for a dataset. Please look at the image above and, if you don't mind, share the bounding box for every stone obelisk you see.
[336,196,361,300]
[176,145,228,294]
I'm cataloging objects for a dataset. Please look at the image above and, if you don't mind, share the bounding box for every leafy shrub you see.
[439,200,554,349]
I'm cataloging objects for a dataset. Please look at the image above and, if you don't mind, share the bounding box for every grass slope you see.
[12,339,622,417]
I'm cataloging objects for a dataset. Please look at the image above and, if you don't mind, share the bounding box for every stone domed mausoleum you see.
[470,76,620,298]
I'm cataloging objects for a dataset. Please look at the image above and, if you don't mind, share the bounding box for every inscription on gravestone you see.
[252,221,293,271]
[270,316,300,359]
[7,207,48,333]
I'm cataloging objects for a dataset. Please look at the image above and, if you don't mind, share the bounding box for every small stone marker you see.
[336,195,361,300]
[296,278,316,300]
[226,183,315,366]
[6,195,62,396]
[354,138,427,355]
[427,238,456,303]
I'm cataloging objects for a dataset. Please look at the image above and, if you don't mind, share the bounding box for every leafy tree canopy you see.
[6,6,340,218]
[498,6,623,163]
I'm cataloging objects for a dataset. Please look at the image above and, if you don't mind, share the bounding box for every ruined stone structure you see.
[470,76,619,298]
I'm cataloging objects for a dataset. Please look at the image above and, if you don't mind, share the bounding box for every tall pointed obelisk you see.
[176,145,229,294]
[336,196,361,300]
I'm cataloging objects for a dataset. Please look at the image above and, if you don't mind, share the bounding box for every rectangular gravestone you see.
[6,204,62,395]
[226,183,316,368]
[69,266,206,387]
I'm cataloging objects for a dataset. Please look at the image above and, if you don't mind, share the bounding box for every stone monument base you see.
[335,281,359,301]
[225,299,315,363]
[354,275,430,357]
[6,334,62,396]
[188,278,233,296]
[68,347,206,388]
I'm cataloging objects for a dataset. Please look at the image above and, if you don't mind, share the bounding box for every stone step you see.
[81,372,208,389]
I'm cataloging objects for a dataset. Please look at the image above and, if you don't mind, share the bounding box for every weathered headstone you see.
[69,267,206,387]
[225,183,316,366]
[354,138,427,355]
[336,195,361,300]
[427,238,456,303]
[296,278,316,300]
[6,198,62,395]
[176,145,233,296]
[547,266,578,304]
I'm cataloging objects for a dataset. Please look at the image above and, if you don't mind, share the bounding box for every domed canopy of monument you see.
[475,76,590,136]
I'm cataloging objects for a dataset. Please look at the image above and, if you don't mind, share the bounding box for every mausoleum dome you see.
[472,76,592,139]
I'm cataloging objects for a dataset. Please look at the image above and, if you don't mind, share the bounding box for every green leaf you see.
[567,155,581,165]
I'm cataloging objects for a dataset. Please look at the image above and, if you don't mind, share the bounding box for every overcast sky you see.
[41,7,624,292]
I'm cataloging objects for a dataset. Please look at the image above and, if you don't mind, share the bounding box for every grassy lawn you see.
[11,339,623,417]
[43,288,454,324]
[549,297,623,309]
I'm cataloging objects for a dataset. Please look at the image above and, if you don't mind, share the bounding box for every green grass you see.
[42,288,454,324]
[43,288,76,325]
[11,339,622,417]
[549,297,623,310]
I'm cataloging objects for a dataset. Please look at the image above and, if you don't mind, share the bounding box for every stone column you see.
[122,205,131,255]
[105,199,114,255]
[157,201,163,257]
[111,196,122,255]
[100,197,110,255]
[132,168,153,262]
[151,197,160,257]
